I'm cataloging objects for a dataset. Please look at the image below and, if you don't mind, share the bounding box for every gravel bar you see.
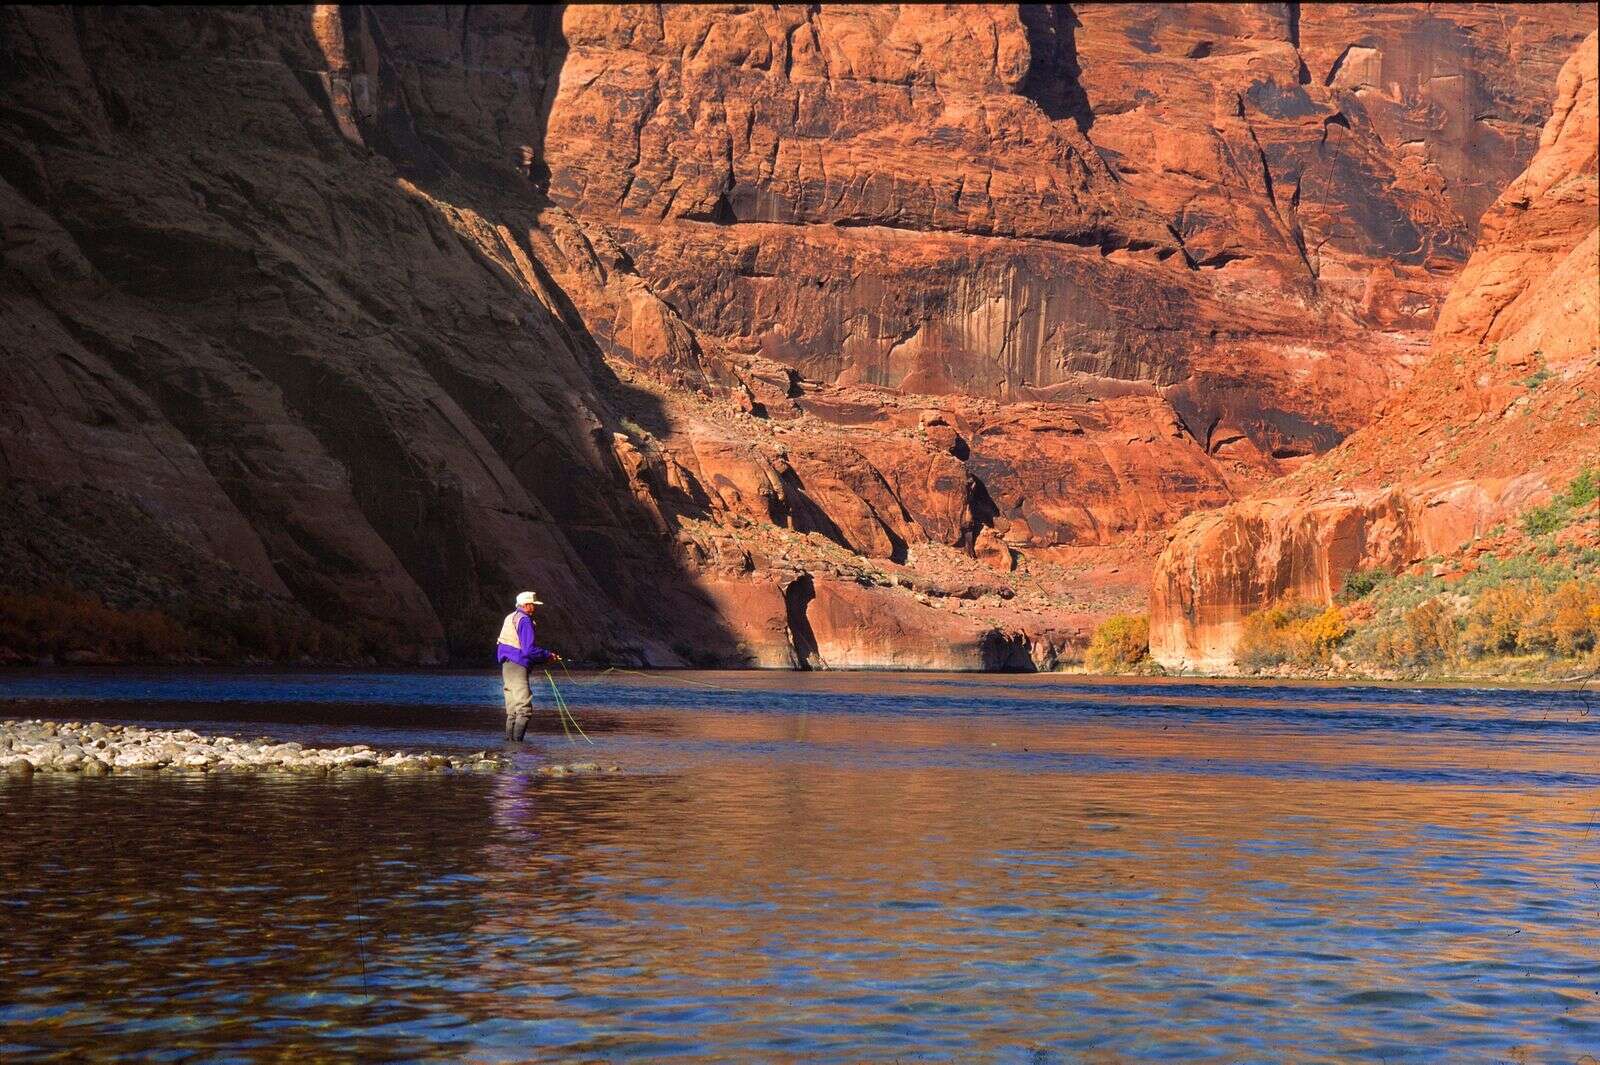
[0,719,504,777]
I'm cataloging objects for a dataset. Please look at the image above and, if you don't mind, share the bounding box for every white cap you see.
[515,591,543,606]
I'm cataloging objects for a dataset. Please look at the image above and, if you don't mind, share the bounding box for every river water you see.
[1,670,1597,1062]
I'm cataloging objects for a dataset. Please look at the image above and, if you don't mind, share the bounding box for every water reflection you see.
[0,776,498,1060]
[1,675,1597,1061]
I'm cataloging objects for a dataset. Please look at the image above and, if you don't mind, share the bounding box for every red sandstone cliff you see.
[546,4,1590,459]
[0,6,1591,668]
[1151,31,1600,670]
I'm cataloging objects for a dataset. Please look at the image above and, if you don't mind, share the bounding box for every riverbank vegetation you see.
[1088,467,1598,682]
[1085,614,1150,671]
[0,484,406,667]
[0,587,388,667]
[1237,600,1348,670]
[1227,558,1599,680]
[1230,468,1599,681]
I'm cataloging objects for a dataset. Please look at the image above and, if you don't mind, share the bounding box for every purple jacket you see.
[496,611,553,668]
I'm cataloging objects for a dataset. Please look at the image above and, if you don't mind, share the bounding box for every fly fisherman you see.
[496,591,559,742]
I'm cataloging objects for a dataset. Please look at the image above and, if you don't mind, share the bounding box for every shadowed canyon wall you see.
[1,5,1592,668]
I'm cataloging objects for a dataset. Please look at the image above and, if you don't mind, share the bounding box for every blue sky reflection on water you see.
[1,669,1597,1062]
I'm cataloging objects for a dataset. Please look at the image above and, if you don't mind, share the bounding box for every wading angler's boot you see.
[511,717,530,743]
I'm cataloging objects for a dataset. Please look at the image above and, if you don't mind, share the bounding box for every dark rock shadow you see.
[1018,4,1096,133]
[0,6,743,668]
[335,6,744,666]
[783,574,820,671]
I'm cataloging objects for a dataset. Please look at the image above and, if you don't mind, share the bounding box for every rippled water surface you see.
[2,670,1598,1062]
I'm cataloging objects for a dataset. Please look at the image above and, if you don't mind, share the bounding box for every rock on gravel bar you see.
[0,720,504,776]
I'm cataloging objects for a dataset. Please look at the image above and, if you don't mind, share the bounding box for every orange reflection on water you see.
[460,707,1598,1059]
[2,678,1595,1062]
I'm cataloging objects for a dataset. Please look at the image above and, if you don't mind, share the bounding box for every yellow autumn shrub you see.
[1461,585,1534,657]
[1542,580,1600,656]
[1086,614,1149,672]
[1237,599,1346,669]
[1404,599,1458,664]
[1458,579,1600,660]
[1295,606,1349,659]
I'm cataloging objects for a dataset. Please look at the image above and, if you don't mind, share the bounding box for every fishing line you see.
[544,669,593,744]
[551,672,573,743]
[559,685,593,744]
[556,660,598,743]
[544,670,572,742]
[597,665,741,692]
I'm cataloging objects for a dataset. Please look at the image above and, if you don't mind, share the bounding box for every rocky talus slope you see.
[1,6,1591,667]
[1151,31,1600,671]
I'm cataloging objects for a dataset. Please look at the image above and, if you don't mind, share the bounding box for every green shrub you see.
[1567,467,1598,509]
[1520,466,1599,537]
[1522,504,1566,537]
[1086,614,1149,672]
[1338,567,1391,602]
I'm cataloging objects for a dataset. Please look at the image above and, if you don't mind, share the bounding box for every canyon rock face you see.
[545,3,1592,456]
[1151,31,1600,670]
[0,6,1590,668]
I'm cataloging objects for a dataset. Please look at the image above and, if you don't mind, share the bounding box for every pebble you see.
[536,762,622,777]
[0,720,506,777]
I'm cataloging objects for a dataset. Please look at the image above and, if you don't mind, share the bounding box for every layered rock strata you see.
[546,3,1593,456]
[1,6,1591,669]
[1151,31,1600,670]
